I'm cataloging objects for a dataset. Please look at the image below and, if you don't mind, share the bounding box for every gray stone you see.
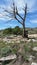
[32,47,37,51]
[0,54,17,62]
[28,55,35,62]
[31,62,37,65]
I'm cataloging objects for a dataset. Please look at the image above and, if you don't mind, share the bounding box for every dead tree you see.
[4,2,28,38]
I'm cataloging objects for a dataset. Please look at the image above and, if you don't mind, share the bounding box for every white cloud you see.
[0,12,13,21]
[14,0,37,13]
[30,19,37,23]
[0,0,37,13]
[0,0,37,21]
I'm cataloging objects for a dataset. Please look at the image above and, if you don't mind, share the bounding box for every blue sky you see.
[0,0,37,30]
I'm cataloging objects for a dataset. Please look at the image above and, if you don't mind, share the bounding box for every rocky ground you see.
[0,34,37,65]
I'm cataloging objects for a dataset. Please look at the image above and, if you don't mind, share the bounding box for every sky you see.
[0,0,37,30]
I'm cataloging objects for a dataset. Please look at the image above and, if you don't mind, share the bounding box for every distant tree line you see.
[3,26,23,35]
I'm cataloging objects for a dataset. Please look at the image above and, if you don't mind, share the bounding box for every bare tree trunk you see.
[23,22,28,38]
[23,27,28,38]
[23,27,25,38]
[23,22,26,38]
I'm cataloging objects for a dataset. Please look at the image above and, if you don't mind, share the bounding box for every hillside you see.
[0,27,37,65]
[0,27,37,36]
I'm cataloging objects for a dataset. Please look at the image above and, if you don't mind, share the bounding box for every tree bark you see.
[23,22,28,38]
[23,25,25,38]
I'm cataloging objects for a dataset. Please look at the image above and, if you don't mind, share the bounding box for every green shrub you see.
[3,27,12,35]
[12,48,17,54]
[12,44,19,54]
[24,45,30,53]
[12,26,22,35]
[1,46,12,57]
[3,26,23,35]
[21,44,30,62]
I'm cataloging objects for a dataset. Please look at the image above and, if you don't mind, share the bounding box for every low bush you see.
[1,46,12,57]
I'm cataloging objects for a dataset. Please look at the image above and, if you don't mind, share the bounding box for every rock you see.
[28,57,32,62]
[28,55,35,62]
[32,39,37,42]
[32,47,37,51]
[31,62,37,65]
[16,41,20,43]
[0,54,17,62]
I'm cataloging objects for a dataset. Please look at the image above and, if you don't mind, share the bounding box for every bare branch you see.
[5,15,14,19]
[15,6,23,20]
[15,16,23,25]
[12,2,16,18]
[16,12,24,20]
[2,2,27,26]
[23,3,27,21]
[5,10,13,14]
[16,6,18,13]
